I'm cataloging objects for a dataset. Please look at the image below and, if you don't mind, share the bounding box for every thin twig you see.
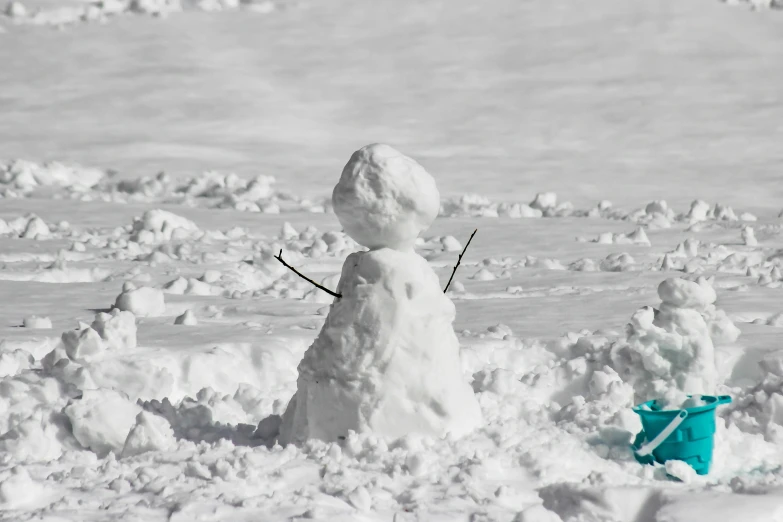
[444,229,478,293]
[274,249,342,298]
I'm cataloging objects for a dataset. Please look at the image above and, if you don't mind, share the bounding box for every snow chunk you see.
[665,459,699,483]
[20,216,51,239]
[22,316,52,329]
[332,144,440,250]
[64,389,142,457]
[530,192,557,212]
[440,235,462,252]
[129,209,199,245]
[658,277,716,310]
[91,309,137,351]
[174,309,198,326]
[121,411,177,458]
[0,467,45,510]
[114,286,165,317]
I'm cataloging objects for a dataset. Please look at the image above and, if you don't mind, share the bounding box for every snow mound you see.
[114,284,166,317]
[332,144,440,250]
[279,248,482,445]
[610,277,738,402]
[129,209,200,244]
[121,411,177,458]
[22,316,52,329]
[589,227,650,246]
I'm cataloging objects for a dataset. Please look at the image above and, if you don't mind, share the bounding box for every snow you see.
[332,143,440,251]
[114,284,166,317]
[2,0,783,520]
[281,155,481,444]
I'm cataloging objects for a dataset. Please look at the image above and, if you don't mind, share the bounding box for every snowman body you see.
[279,144,482,445]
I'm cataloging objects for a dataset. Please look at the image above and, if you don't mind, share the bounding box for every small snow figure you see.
[742,225,758,247]
[278,144,482,445]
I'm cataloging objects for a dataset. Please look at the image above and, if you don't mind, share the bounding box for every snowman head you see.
[332,144,440,251]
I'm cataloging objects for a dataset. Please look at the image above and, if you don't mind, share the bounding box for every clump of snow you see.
[22,316,52,329]
[590,227,650,246]
[64,389,142,457]
[129,209,200,244]
[665,459,699,483]
[610,277,737,402]
[91,309,137,351]
[530,192,558,212]
[114,284,165,317]
[121,411,177,458]
[471,267,496,281]
[174,309,198,326]
[332,144,440,250]
[441,235,462,252]
[600,252,635,272]
[0,467,45,510]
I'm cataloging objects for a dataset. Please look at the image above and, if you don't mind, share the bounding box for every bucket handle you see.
[717,395,732,405]
[634,409,688,457]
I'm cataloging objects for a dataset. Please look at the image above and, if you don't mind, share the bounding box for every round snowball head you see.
[332,144,440,250]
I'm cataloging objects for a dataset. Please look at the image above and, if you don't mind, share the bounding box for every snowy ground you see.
[3,0,783,521]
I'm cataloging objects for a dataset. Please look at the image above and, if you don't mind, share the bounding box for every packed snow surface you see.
[3,0,783,521]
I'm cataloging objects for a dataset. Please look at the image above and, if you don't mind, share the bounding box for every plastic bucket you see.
[631,394,732,475]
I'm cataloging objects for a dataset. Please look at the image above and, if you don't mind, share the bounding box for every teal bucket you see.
[631,394,732,475]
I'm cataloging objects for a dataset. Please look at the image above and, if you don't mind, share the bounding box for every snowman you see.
[278,143,483,445]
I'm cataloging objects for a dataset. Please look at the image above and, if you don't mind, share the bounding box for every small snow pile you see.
[280,144,482,445]
[64,389,142,457]
[599,252,635,272]
[163,276,220,297]
[121,411,177,458]
[0,214,54,240]
[0,467,45,510]
[0,159,106,192]
[587,227,650,246]
[114,283,166,317]
[528,192,574,217]
[129,209,201,244]
[22,316,52,329]
[610,277,738,402]
[174,309,198,325]
[725,349,783,444]
[58,308,137,363]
